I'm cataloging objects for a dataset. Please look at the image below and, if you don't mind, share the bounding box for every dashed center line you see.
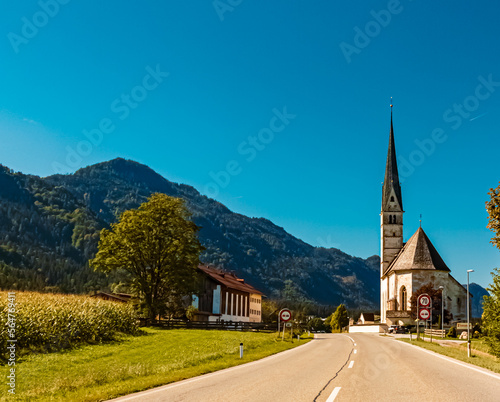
[348,360,355,369]
[354,349,357,354]
[326,387,342,402]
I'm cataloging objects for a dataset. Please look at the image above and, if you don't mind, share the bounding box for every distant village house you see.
[192,265,264,323]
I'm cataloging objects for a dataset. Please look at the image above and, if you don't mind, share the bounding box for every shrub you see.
[0,291,137,361]
[447,326,456,338]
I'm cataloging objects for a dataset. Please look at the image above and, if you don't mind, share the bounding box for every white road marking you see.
[345,335,355,343]
[401,341,500,381]
[348,360,355,369]
[326,387,342,402]
[354,349,357,354]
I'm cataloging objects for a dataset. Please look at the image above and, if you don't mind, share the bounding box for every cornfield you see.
[0,291,137,359]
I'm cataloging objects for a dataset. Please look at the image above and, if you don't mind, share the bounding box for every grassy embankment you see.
[399,337,500,374]
[1,328,311,401]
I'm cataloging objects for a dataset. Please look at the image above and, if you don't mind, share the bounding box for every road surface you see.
[110,333,500,401]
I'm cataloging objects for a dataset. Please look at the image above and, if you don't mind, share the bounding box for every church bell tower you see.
[380,103,404,322]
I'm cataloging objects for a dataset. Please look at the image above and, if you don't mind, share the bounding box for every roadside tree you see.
[484,185,500,356]
[330,304,349,332]
[91,193,203,321]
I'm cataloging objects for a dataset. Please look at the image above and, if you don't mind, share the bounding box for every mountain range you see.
[0,158,488,312]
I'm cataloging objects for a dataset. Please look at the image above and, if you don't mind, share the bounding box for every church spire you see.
[382,103,403,210]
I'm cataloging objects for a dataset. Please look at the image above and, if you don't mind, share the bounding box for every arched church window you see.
[390,196,394,202]
[389,215,392,224]
[393,215,397,224]
[400,286,407,311]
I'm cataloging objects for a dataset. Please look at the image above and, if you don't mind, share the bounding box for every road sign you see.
[418,294,431,307]
[457,322,472,330]
[286,323,292,327]
[419,308,430,321]
[279,309,291,322]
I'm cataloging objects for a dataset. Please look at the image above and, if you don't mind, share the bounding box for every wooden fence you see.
[424,328,446,337]
[140,319,276,332]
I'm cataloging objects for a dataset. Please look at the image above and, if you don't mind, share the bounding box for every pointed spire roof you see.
[382,106,403,210]
[384,227,450,276]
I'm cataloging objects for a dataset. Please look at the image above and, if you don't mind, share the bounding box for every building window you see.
[389,215,393,224]
[393,215,397,224]
[391,196,394,202]
[400,286,407,311]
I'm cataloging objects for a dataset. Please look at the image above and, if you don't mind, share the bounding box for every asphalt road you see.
[110,333,500,402]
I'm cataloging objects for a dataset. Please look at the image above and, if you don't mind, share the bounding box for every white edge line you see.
[400,340,500,381]
[348,360,355,369]
[109,336,317,401]
[344,335,355,343]
[326,386,342,402]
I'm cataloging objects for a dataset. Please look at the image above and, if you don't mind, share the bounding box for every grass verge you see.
[398,338,500,374]
[0,328,311,401]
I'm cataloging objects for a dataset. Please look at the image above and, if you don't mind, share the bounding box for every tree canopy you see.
[482,269,500,357]
[330,304,349,332]
[90,193,203,320]
[486,183,500,250]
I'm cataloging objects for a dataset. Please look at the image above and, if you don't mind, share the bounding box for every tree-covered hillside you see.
[0,158,380,308]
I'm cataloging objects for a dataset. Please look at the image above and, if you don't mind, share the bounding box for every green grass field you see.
[399,338,500,374]
[0,328,311,402]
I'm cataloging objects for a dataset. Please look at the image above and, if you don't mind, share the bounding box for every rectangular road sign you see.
[456,323,472,330]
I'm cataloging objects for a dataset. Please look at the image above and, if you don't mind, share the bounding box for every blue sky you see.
[1,1,499,288]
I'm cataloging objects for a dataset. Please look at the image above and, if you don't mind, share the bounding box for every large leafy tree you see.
[487,183,500,249]
[330,304,349,332]
[482,269,500,357]
[484,184,500,356]
[91,193,203,320]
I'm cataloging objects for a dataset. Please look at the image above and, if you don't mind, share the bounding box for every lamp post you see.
[438,285,444,337]
[467,269,474,357]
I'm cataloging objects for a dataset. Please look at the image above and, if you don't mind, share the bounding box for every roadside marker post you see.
[239,343,243,359]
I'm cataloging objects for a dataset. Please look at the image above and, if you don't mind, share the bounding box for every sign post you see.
[279,309,291,341]
[418,294,432,340]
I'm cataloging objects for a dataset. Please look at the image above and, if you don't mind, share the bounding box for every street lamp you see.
[438,285,444,337]
[467,269,474,357]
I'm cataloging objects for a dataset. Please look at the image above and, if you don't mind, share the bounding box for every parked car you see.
[388,325,407,334]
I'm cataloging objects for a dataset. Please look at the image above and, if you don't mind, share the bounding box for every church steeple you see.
[382,106,403,210]
[380,103,404,323]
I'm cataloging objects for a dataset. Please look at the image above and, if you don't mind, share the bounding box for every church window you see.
[400,286,407,311]
[393,215,397,224]
[390,196,394,202]
[389,215,392,224]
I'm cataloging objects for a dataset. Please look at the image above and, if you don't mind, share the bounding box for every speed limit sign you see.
[419,308,430,321]
[279,309,291,322]
[418,294,431,307]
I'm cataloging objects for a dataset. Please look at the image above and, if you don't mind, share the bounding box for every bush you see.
[1,291,137,360]
[447,326,457,338]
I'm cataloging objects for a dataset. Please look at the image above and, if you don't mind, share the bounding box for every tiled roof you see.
[198,265,264,295]
[384,227,450,275]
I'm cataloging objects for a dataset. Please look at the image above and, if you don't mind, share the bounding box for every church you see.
[380,106,468,326]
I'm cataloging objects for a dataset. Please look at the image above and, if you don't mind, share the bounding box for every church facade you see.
[380,108,468,326]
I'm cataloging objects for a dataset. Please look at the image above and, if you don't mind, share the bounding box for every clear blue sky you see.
[1,1,499,288]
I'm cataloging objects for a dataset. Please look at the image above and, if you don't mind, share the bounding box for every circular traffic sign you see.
[418,294,431,307]
[419,308,430,321]
[279,309,292,322]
